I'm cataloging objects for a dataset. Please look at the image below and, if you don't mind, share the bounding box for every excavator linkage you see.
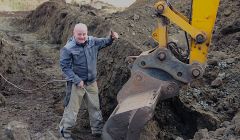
[102,48,203,140]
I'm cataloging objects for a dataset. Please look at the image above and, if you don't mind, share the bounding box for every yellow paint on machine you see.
[190,0,220,64]
[152,22,167,48]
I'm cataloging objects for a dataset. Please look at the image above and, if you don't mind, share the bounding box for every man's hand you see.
[77,81,84,88]
[110,31,119,40]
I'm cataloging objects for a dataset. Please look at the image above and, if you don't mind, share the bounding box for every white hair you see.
[74,23,88,32]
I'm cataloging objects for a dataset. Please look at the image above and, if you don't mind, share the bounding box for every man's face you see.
[73,27,88,44]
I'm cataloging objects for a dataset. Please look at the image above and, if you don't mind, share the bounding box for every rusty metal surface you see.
[103,70,179,140]
[131,47,204,83]
[102,47,204,140]
[102,89,162,140]
[117,70,170,103]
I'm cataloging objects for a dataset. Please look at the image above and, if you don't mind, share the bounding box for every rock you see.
[175,136,184,140]
[210,72,225,88]
[215,127,225,136]
[228,45,234,49]
[211,77,223,88]
[192,88,201,98]
[199,101,209,110]
[193,129,209,140]
[5,121,30,140]
[208,131,215,137]
[218,61,228,69]
[0,93,6,107]
[218,73,226,80]
[130,23,135,27]
[221,121,231,128]
[224,9,232,16]
[231,40,238,46]
[151,14,156,18]
[225,58,235,64]
[133,14,140,21]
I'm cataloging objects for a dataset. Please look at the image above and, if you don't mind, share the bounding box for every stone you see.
[130,23,134,27]
[5,121,30,140]
[231,40,238,46]
[211,77,223,88]
[215,127,225,136]
[218,73,226,80]
[192,88,201,98]
[175,136,184,140]
[224,9,232,17]
[219,61,228,69]
[221,121,231,128]
[151,14,156,18]
[225,58,235,64]
[193,129,209,140]
[133,14,140,20]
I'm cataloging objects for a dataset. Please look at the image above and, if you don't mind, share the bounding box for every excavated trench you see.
[1,0,240,139]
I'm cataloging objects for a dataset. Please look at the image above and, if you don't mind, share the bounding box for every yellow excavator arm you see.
[190,0,220,64]
[102,0,220,140]
[153,0,220,64]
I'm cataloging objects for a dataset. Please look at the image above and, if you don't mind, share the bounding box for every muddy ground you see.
[0,0,240,140]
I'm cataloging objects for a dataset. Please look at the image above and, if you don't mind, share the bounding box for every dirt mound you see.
[0,0,240,139]
[0,26,63,139]
[22,0,114,44]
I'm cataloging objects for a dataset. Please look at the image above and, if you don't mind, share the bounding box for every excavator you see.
[102,0,220,139]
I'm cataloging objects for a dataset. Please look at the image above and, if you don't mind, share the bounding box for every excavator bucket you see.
[102,71,170,140]
[102,47,203,140]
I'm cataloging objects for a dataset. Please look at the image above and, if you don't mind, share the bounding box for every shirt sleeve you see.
[60,47,82,85]
[94,36,113,50]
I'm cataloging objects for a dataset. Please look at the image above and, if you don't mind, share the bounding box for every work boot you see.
[92,130,102,138]
[92,132,102,138]
[60,127,73,140]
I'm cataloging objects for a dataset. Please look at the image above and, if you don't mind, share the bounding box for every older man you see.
[59,23,118,139]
